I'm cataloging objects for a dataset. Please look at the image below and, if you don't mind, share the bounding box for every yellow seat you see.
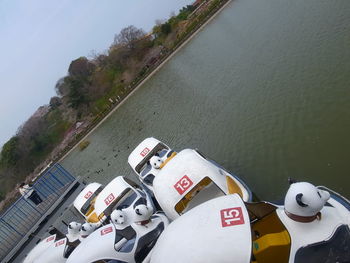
[87,212,99,223]
[250,210,291,263]
[252,230,290,263]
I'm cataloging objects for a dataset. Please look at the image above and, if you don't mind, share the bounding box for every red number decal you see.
[84,191,93,199]
[174,175,193,195]
[140,147,150,157]
[101,226,113,236]
[46,236,55,242]
[104,193,115,206]
[55,239,65,247]
[220,207,245,227]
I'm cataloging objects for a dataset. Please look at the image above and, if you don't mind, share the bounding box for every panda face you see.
[80,223,96,236]
[68,222,82,233]
[285,182,330,217]
[111,210,125,225]
[150,156,163,169]
[134,204,153,223]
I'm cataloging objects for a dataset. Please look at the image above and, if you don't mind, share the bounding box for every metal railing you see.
[0,164,76,262]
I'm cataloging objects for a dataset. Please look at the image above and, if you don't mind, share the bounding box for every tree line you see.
[0,1,219,202]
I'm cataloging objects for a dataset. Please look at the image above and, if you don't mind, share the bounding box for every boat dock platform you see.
[0,164,86,263]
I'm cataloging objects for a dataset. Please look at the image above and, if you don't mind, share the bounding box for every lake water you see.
[61,0,350,201]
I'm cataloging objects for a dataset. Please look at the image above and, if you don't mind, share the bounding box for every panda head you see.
[111,209,125,225]
[67,222,82,242]
[68,222,81,234]
[80,223,96,238]
[150,156,163,169]
[134,204,153,224]
[284,182,330,219]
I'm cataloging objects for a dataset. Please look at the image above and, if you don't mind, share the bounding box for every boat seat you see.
[252,230,290,263]
[251,211,291,263]
[64,239,81,258]
[143,174,155,186]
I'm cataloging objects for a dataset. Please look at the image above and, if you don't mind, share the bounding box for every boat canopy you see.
[73,182,103,216]
[153,149,244,219]
[128,137,169,174]
[151,194,252,263]
[93,177,138,221]
[23,235,57,263]
[66,224,117,263]
[34,238,67,263]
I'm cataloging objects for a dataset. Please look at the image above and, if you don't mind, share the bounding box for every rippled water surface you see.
[61,0,350,200]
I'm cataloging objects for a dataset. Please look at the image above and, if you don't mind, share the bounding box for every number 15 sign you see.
[220,207,245,227]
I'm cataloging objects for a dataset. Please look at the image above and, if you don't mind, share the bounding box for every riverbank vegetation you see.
[0,0,229,207]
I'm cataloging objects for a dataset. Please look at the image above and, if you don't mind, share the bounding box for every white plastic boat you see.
[91,176,152,225]
[23,222,84,263]
[129,138,252,220]
[22,234,58,263]
[128,137,174,192]
[24,236,69,263]
[66,212,169,263]
[152,148,252,220]
[73,182,103,223]
[151,182,350,263]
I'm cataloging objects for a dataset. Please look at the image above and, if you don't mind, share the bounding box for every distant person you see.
[19,183,43,205]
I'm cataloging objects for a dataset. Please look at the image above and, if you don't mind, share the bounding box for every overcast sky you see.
[0,0,192,147]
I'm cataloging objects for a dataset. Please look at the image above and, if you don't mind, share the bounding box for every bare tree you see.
[114,25,146,49]
[55,77,67,97]
[49,96,62,109]
[155,19,166,26]
[68,57,95,78]
[88,49,98,60]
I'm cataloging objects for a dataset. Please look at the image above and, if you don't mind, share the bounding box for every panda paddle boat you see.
[90,176,154,225]
[73,182,104,223]
[31,237,68,263]
[23,222,86,263]
[151,182,350,263]
[128,137,174,193]
[66,205,169,263]
[151,148,252,220]
[22,234,58,263]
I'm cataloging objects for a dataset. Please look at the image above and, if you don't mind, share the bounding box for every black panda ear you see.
[288,177,297,185]
[296,193,308,207]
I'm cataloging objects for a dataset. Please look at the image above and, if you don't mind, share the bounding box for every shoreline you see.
[0,0,233,213]
[58,0,232,164]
